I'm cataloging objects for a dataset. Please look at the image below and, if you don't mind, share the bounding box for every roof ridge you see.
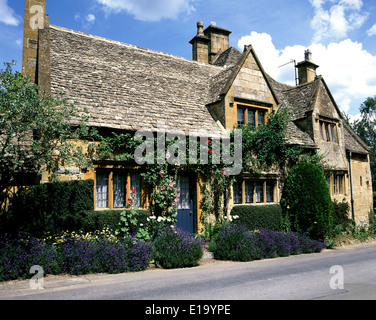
[49,24,224,71]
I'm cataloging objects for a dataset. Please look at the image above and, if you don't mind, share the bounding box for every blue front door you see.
[176,175,195,234]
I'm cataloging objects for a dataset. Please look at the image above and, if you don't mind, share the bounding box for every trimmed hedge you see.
[82,209,150,234]
[231,204,282,231]
[4,180,94,237]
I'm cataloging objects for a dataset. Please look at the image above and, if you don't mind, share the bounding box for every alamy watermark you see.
[30,265,44,290]
[330,265,344,290]
[30,5,44,30]
[133,122,243,176]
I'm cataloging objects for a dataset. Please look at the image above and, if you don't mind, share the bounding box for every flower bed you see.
[211,224,326,262]
[153,227,204,269]
[0,231,152,282]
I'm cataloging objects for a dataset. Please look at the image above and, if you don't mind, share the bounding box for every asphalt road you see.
[1,242,376,301]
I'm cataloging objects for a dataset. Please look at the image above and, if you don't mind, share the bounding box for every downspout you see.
[348,151,355,221]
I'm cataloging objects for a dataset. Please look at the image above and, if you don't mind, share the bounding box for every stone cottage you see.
[22,0,373,232]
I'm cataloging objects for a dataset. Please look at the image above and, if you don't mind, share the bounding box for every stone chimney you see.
[190,21,231,64]
[189,22,210,64]
[22,0,47,83]
[296,49,319,85]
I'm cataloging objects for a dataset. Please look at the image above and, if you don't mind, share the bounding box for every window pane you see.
[131,173,141,207]
[233,181,242,204]
[320,122,324,140]
[249,110,256,130]
[178,176,190,209]
[330,124,337,143]
[113,173,125,208]
[96,173,108,208]
[325,123,331,142]
[256,182,263,203]
[333,175,337,194]
[266,181,274,203]
[338,175,343,194]
[258,110,265,127]
[245,181,254,203]
[237,109,244,126]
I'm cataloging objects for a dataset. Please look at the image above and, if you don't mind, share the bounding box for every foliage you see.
[3,179,94,236]
[0,62,96,213]
[0,234,57,281]
[82,209,149,233]
[211,224,326,262]
[280,162,333,239]
[55,233,151,275]
[332,199,353,230]
[230,204,282,231]
[240,106,302,182]
[347,96,376,188]
[153,227,204,269]
[0,229,152,281]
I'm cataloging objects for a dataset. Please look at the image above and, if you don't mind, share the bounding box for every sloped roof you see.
[49,25,226,135]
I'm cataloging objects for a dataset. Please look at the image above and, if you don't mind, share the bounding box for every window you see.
[266,181,274,203]
[113,173,125,208]
[237,109,245,126]
[320,121,338,143]
[96,172,109,209]
[131,173,141,207]
[233,181,242,204]
[233,180,276,205]
[237,104,268,129]
[255,182,264,203]
[95,170,143,209]
[245,181,254,203]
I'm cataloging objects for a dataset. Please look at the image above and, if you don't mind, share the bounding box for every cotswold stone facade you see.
[23,0,372,231]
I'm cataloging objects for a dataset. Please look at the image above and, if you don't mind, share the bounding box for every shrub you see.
[81,209,149,234]
[57,234,152,275]
[0,235,57,281]
[231,204,282,231]
[280,162,333,239]
[332,199,353,231]
[211,224,326,262]
[153,227,204,269]
[211,224,263,261]
[5,180,94,237]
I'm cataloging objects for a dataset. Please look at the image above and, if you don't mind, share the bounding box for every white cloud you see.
[238,32,376,114]
[74,13,96,29]
[367,24,376,36]
[96,0,196,21]
[0,0,21,26]
[309,0,368,42]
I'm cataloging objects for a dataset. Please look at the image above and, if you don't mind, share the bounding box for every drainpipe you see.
[348,151,355,221]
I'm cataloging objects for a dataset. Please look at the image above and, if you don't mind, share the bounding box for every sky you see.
[1,0,376,118]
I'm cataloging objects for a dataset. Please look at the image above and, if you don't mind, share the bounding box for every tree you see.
[280,162,333,240]
[350,96,376,188]
[0,62,95,213]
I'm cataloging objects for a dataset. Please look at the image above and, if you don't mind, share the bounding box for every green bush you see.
[231,204,282,231]
[153,227,204,269]
[5,180,94,236]
[280,162,333,239]
[332,199,353,231]
[82,209,149,234]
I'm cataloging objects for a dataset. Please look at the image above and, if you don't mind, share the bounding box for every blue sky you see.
[1,0,376,117]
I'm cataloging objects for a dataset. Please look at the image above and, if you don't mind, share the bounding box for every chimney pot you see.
[197,21,204,36]
[304,49,312,61]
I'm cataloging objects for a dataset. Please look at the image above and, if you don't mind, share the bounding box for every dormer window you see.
[237,104,268,129]
[319,120,337,143]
